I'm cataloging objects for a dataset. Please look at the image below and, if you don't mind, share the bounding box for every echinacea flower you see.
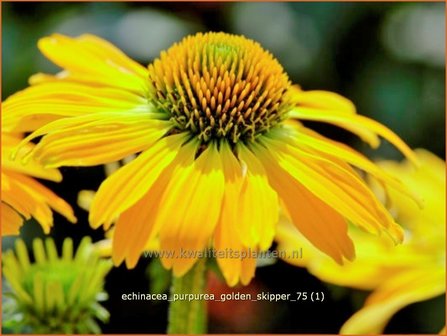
[2,237,112,334]
[4,32,416,286]
[1,130,76,235]
[276,149,445,334]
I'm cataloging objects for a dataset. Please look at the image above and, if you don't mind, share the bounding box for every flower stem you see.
[167,258,207,334]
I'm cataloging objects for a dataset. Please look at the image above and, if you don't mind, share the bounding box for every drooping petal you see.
[213,142,245,286]
[340,268,446,334]
[213,142,257,286]
[288,107,417,163]
[1,171,76,233]
[288,86,356,114]
[3,82,150,132]
[2,172,37,221]
[214,222,257,287]
[158,141,225,277]
[237,144,278,250]
[15,111,169,167]
[252,143,355,264]
[279,123,418,201]
[35,120,167,167]
[2,133,62,182]
[90,133,187,229]
[260,136,404,242]
[2,203,23,236]
[112,165,173,268]
[37,34,148,94]
[68,34,148,76]
[13,173,76,224]
[239,257,258,286]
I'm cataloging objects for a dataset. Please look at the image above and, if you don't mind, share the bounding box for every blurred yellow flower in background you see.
[1,130,76,235]
[277,149,445,334]
[4,32,416,286]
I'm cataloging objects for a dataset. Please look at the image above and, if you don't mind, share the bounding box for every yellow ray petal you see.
[213,142,257,286]
[212,244,240,284]
[262,136,403,242]
[278,171,355,264]
[2,133,62,182]
[90,133,186,229]
[256,152,355,263]
[16,112,168,167]
[158,141,225,277]
[74,34,148,77]
[341,268,446,334]
[213,142,245,286]
[6,81,143,105]
[18,111,160,150]
[31,121,168,167]
[29,71,146,95]
[288,86,356,114]
[2,159,61,182]
[2,171,75,233]
[1,203,23,236]
[214,223,257,287]
[11,172,76,224]
[276,213,318,267]
[288,107,379,147]
[2,172,35,220]
[279,124,418,202]
[3,82,147,132]
[288,107,417,163]
[37,34,148,94]
[112,167,172,268]
[237,144,278,250]
[239,256,257,286]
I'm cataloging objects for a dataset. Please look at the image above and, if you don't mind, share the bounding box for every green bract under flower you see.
[2,237,112,334]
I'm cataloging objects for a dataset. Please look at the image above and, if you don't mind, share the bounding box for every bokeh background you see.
[2,2,445,333]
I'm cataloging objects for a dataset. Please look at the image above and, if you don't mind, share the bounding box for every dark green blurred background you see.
[2,2,445,334]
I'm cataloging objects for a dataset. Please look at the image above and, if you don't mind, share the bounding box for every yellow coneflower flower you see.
[4,32,416,286]
[2,237,112,334]
[276,149,445,334]
[1,130,76,235]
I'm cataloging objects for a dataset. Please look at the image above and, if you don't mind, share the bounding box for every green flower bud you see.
[2,237,112,334]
